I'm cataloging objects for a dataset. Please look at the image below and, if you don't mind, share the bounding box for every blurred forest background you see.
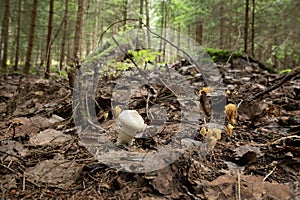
[0,0,299,78]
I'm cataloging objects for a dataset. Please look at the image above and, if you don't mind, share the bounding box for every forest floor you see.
[0,56,299,199]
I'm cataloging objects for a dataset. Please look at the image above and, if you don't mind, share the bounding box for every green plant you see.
[128,49,161,66]
[279,69,292,74]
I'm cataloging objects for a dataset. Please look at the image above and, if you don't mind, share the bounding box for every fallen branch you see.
[249,66,300,101]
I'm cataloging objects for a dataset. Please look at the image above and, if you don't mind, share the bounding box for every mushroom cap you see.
[117,110,145,136]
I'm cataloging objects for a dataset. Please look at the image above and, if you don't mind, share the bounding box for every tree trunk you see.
[45,0,54,79]
[244,0,249,54]
[162,0,167,61]
[24,0,38,75]
[219,1,225,49]
[228,0,233,48]
[123,0,128,30]
[73,0,85,67]
[251,0,255,57]
[1,0,10,76]
[92,0,98,50]
[14,0,22,72]
[195,21,202,45]
[145,0,151,48]
[158,0,165,62]
[59,0,69,71]
[139,0,143,28]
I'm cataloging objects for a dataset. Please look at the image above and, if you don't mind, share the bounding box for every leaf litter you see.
[0,57,299,199]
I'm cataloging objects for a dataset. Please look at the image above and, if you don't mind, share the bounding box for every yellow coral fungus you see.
[199,87,212,95]
[225,103,237,124]
[200,127,207,136]
[226,89,231,96]
[209,137,218,149]
[226,123,234,136]
[212,128,222,140]
[207,129,213,138]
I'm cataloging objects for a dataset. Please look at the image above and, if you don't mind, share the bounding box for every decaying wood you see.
[249,66,300,101]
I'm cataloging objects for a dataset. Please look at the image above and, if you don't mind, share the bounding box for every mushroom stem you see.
[116,129,134,146]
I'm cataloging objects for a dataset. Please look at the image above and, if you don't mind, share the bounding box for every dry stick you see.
[263,165,277,182]
[237,171,241,200]
[249,66,300,102]
[23,171,26,191]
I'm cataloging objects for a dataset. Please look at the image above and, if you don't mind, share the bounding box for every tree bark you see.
[195,21,202,45]
[219,1,225,49]
[14,0,22,72]
[1,0,10,76]
[251,0,255,57]
[145,0,151,48]
[45,0,54,79]
[73,0,85,67]
[24,0,38,74]
[123,0,128,30]
[244,0,249,54]
[139,0,144,28]
[59,0,69,70]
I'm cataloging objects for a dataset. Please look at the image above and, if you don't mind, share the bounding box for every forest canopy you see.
[0,0,299,77]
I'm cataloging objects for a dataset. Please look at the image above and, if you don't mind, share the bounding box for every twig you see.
[0,150,25,162]
[263,165,277,182]
[237,171,241,200]
[249,66,300,101]
[23,171,26,191]
[145,93,152,120]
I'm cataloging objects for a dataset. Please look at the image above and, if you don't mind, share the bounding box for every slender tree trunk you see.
[162,1,167,61]
[45,0,54,79]
[244,0,249,54]
[158,0,164,62]
[1,0,10,76]
[99,1,104,45]
[251,0,255,57]
[24,0,38,74]
[92,0,98,50]
[123,0,128,30]
[195,21,202,45]
[219,1,225,49]
[227,0,233,49]
[139,0,144,28]
[145,0,151,48]
[14,0,22,72]
[59,0,69,70]
[73,0,85,66]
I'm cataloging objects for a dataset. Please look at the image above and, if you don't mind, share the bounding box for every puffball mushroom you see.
[116,110,145,146]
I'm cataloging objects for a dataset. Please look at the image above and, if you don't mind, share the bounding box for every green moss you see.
[205,48,242,63]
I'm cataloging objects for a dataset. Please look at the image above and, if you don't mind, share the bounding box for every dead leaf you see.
[149,167,175,195]
[205,174,293,200]
[26,157,82,187]
[30,129,72,145]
